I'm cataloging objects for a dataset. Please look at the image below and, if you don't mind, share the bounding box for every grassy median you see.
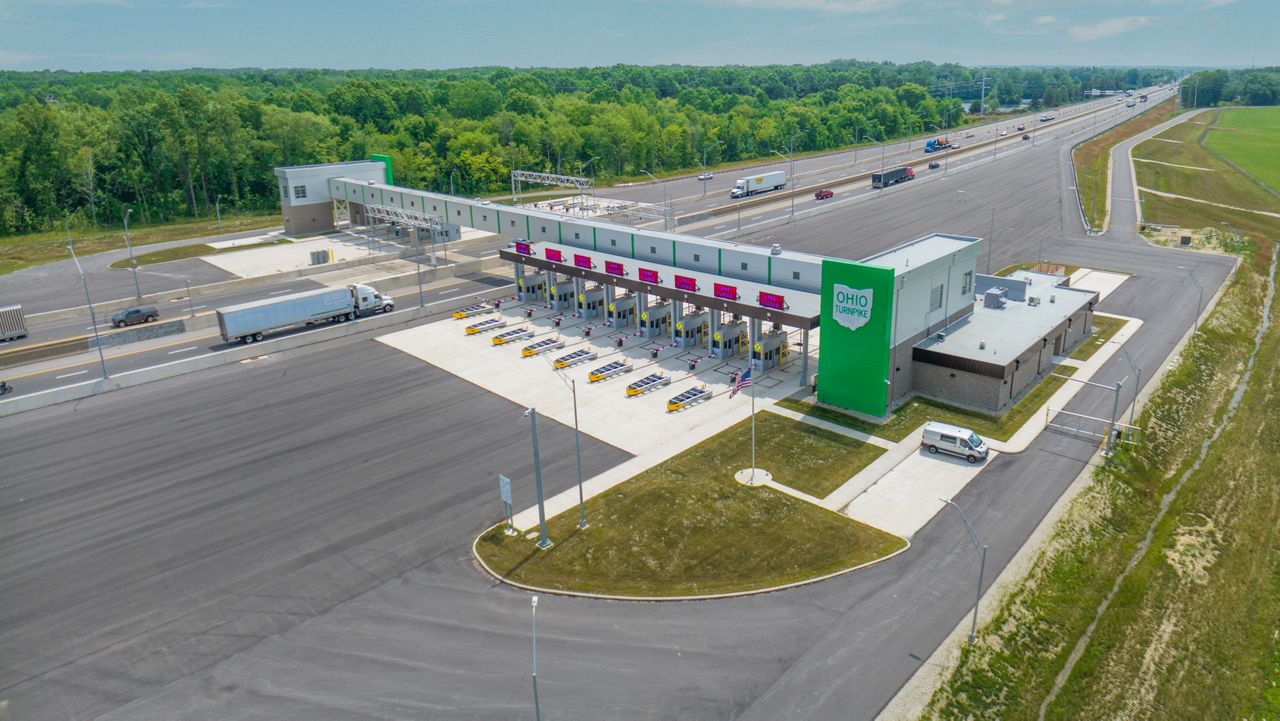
[107,237,291,268]
[475,412,900,597]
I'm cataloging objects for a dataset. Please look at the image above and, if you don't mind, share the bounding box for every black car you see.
[111,305,158,327]
[927,161,941,169]
[1022,134,1031,141]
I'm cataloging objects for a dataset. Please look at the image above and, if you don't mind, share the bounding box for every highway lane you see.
[1,275,515,397]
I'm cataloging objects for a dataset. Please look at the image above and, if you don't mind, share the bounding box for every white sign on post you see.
[498,474,513,505]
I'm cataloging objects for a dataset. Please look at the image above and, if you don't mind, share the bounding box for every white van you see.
[921,421,989,463]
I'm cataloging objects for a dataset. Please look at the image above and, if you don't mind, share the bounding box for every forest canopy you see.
[0,61,1177,236]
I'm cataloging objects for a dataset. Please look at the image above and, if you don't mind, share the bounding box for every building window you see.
[793,271,801,280]
[574,232,580,240]
[693,253,701,262]
[741,262,749,271]
[457,210,462,217]
[432,205,438,212]
[292,185,307,199]
[610,239,617,246]
[511,220,517,227]
[930,284,944,311]
[961,271,973,295]
[281,184,289,199]
[541,226,547,233]
[482,214,488,221]
[650,245,657,254]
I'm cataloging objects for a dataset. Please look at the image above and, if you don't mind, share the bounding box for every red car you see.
[814,189,834,200]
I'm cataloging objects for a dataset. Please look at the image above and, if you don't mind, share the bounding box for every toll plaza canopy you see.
[499,241,820,329]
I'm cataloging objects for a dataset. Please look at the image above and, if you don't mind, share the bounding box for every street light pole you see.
[700,141,721,198]
[215,195,223,233]
[66,220,109,380]
[1117,346,1142,426]
[939,497,987,644]
[957,190,996,274]
[531,595,543,721]
[122,208,142,299]
[524,407,553,549]
[544,355,590,530]
[770,149,795,221]
[640,170,670,231]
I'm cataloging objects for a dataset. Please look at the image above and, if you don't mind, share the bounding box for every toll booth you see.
[640,301,672,338]
[712,320,748,359]
[577,286,605,319]
[751,330,791,371]
[675,310,709,348]
[517,274,546,303]
[548,278,574,310]
[608,294,637,327]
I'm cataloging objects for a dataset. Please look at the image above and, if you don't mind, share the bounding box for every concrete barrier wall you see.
[0,290,514,419]
[91,320,188,349]
[0,336,90,369]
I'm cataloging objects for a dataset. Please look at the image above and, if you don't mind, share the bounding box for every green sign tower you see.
[817,258,896,418]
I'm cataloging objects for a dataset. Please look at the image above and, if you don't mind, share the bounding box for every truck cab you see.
[350,284,395,315]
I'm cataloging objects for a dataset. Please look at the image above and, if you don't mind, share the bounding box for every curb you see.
[471,522,910,603]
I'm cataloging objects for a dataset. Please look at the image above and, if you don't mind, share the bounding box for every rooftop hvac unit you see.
[1028,296,1041,306]
[935,331,946,342]
[983,287,1008,309]
[979,340,987,350]
[1050,294,1056,303]
[770,243,782,255]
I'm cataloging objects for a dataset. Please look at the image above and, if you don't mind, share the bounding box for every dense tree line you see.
[0,61,1175,236]
[1180,67,1280,108]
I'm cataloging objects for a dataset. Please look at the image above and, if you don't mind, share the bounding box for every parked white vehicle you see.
[921,421,989,463]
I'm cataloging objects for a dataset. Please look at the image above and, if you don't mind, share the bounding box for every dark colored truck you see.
[871,166,915,189]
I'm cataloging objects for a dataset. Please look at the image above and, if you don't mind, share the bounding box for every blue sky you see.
[0,0,1271,71]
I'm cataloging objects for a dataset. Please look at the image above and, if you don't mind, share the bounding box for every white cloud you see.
[0,49,47,67]
[704,0,884,14]
[982,12,1006,25]
[1033,15,1057,26]
[1067,15,1150,41]
[1205,0,1237,6]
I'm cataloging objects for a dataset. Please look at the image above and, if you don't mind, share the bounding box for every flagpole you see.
[750,364,756,483]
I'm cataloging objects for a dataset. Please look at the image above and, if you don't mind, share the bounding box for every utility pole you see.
[980,72,988,117]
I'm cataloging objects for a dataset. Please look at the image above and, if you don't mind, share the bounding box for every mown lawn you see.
[475,411,902,597]
[1068,314,1127,362]
[778,364,1075,444]
[1205,107,1280,192]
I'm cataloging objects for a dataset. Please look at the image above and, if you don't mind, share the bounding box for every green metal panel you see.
[767,256,773,284]
[816,259,896,418]
[558,222,563,243]
[370,153,394,184]
[469,205,475,227]
[630,234,636,258]
[526,216,531,239]
[592,227,598,251]
[718,248,722,275]
[672,242,677,267]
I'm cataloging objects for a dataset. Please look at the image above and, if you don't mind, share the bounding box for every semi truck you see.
[0,304,27,342]
[924,137,951,153]
[871,166,915,189]
[730,170,787,199]
[216,284,394,344]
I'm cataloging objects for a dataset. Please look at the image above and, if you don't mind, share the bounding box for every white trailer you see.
[216,284,394,344]
[0,304,28,342]
[730,170,787,198]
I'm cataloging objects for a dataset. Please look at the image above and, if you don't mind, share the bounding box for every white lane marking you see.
[86,324,110,331]
[167,346,198,355]
[714,224,728,230]
[190,305,207,311]
[268,288,294,295]
[439,288,461,295]
[750,215,763,220]
[56,370,88,379]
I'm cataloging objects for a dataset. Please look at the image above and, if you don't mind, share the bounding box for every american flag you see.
[730,368,753,398]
